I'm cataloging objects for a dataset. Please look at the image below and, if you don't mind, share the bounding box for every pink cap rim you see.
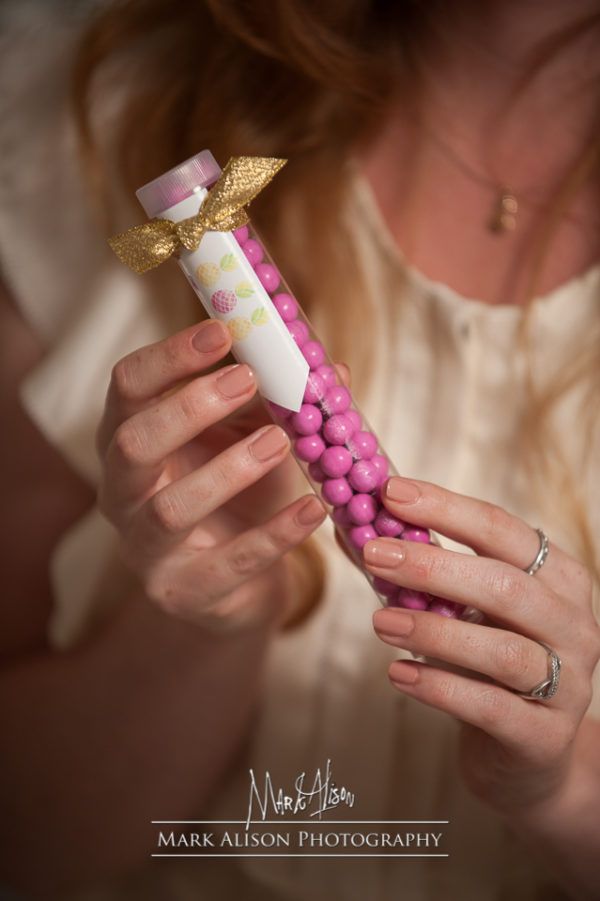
[135,150,222,217]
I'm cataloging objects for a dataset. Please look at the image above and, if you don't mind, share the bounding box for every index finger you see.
[97,319,231,456]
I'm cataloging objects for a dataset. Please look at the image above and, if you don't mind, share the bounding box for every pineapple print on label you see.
[251,306,268,326]
[196,262,220,287]
[220,253,238,272]
[235,281,254,298]
[211,289,237,314]
[227,317,252,341]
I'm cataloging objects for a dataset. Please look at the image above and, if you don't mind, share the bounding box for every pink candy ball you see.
[429,597,463,618]
[348,459,380,493]
[322,477,353,507]
[371,454,389,485]
[288,320,310,347]
[315,364,337,388]
[323,384,351,416]
[374,509,406,537]
[403,528,430,543]
[392,589,430,610]
[349,430,378,460]
[295,434,325,463]
[292,403,323,436]
[332,505,352,529]
[256,263,281,293]
[233,225,249,244]
[308,461,326,483]
[349,524,378,549]
[303,372,326,403]
[372,576,399,598]
[347,493,378,525]
[345,409,362,431]
[242,238,264,266]
[272,292,298,322]
[320,445,353,478]
[301,340,326,370]
[323,414,354,445]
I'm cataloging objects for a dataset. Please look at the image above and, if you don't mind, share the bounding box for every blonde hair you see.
[72,0,600,598]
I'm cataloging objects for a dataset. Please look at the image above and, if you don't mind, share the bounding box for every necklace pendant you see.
[489,189,518,233]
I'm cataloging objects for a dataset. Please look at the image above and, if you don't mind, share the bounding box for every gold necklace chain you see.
[420,122,600,235]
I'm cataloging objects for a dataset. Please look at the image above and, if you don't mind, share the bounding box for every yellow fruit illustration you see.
[251,306,268,326]
[196,262,220,286]
[220,253,238,272]
[227,317,252,341]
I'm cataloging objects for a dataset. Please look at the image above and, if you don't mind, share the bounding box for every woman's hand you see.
[366,476,600,815]
[96,319,327,630]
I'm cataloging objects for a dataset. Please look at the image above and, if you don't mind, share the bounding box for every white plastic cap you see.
[135,150,222,217]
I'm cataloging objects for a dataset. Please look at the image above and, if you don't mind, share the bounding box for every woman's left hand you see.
[366,476,600,815]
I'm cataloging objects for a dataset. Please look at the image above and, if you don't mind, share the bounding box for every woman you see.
[0,0,599,898]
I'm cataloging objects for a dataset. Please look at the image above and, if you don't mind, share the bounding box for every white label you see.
[164,191,309,411]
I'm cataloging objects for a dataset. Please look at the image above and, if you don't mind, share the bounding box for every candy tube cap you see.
[136,150,222,217]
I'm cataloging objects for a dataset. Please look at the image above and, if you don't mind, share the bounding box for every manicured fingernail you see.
[296,497,326,526]
[385,478,421,504]
[192,320,228,353]
[390,662,419,685]
[249,425,289,462]
[363,539,405,568]
[217,364,255,398]
[373,610,414,636]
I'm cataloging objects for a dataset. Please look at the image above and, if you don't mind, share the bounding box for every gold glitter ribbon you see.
[108,156,286,274]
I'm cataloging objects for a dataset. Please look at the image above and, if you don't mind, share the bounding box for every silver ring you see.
[524,528,549,575]
[515,641,562,701]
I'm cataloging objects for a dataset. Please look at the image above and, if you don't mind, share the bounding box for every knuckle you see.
[144,566,181,614]
[429,675,457,709]
[112,421,147,467]
[177,382,206,423]
[481,502,512,541]
[147,490,183,536]
[489,568,526,607]
[477,687,510,728]
[494,635,533,681]
[111,355,142,403]
[229,536,279,577]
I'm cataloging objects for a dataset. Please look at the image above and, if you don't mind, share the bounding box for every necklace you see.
[420,123,600,235]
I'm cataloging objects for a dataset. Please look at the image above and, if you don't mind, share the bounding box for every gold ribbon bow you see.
[108,156,286,274]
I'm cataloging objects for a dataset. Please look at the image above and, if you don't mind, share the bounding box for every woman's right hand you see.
[96,318,327,630]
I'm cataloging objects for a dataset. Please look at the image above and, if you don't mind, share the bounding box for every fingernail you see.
[217,364,255,398]
[390,662,419,685]
[364,538,405,568]
[192,321,228,353]
[249,425,289,462]
[385,477,421,504]
[296,497,326,526]
[373,610,414,636]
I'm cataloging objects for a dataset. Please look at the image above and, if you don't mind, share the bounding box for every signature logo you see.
[246,758,355,828]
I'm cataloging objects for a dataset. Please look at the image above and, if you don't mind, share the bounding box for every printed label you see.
[178,230,309,411]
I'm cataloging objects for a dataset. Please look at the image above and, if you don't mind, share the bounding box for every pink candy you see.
[295,434,325,463]
[273,292,298,322]
[288,320,310,346]
[322,477,353,507]
[242,238,264,266]
[292,403,323,436]
[348,460,380,493]
[237,226,463,622]
[256,263,281,293]
[301,340,326,369]
[374,509,405,537]
[347,493,378,525]
[323,414,354,445]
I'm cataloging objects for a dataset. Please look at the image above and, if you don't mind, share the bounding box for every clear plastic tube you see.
[135,150,466,619]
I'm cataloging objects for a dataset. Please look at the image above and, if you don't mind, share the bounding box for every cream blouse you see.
[1,7,598,900]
